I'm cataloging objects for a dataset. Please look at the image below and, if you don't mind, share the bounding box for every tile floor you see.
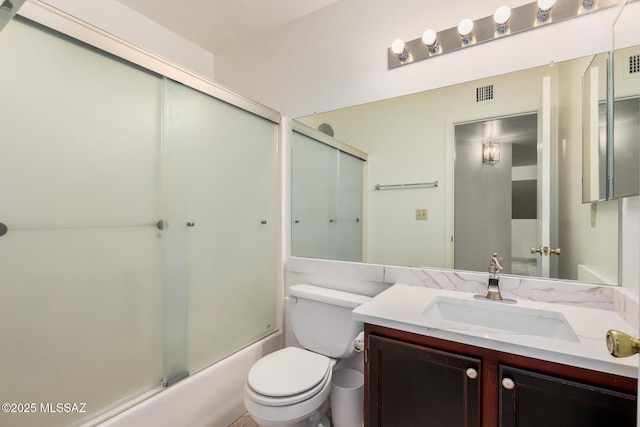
[229,412,258,427]
[511,257,537,276]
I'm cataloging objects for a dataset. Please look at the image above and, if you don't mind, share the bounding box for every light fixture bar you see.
[388,0,617,69]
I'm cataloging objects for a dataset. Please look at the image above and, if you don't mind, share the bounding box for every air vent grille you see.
[476,85,494,102]
[629,54,640,75]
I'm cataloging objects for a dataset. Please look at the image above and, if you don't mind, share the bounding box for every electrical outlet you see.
[416,209,428,220]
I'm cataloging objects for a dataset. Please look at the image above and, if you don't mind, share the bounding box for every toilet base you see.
[250,398,331,427]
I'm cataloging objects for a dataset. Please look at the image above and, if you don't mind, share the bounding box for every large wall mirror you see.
[294,55,619,285]
[291,0,639,287]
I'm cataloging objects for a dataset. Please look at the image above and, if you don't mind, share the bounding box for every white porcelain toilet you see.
[244,284,371,427]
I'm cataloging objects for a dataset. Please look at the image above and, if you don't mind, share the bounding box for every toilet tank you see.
[289,284,372,358]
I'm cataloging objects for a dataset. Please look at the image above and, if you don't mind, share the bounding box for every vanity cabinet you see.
[368,334,481,426]
[500,365,636,427]
[365,324,637,427]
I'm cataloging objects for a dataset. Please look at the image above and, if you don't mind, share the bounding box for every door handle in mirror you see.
[606,329,640,357]
[531,246,561,256]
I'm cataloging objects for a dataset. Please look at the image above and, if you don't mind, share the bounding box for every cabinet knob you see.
[502,378,515,390]
[466,368,478,379]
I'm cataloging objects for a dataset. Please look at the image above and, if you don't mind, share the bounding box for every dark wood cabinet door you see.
[368,334,481,427]
[500,365,637,427]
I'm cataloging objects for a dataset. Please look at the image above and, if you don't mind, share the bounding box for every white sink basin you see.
[421,296,579,342]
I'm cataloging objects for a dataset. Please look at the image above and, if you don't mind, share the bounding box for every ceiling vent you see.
[629,54,640,75]
[476,84,494,102]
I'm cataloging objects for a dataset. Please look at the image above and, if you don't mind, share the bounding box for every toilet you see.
[244,284,371,427]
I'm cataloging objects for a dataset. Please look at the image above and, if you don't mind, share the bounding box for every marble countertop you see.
[353,283,639,378]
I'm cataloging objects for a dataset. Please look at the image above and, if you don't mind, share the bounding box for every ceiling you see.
[116,0,341,53]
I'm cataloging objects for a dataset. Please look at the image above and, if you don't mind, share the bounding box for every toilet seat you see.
[247,347,332,407]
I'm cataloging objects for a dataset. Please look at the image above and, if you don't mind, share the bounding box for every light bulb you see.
[422,29,437,47]
[391,38,405,55]
[493,5,511,25]
[538,0,556,12]
[458,18,474,37]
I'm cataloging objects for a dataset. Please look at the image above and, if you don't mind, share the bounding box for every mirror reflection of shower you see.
[454,113,538,277]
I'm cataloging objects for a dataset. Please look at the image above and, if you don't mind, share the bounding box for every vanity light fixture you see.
[387,0,614,70]
[422,29,438,53]
[458,18,474,44]
[391,38,409,61]
[494,5,512,34]
[537,0,557,22]
[483,140,501,165]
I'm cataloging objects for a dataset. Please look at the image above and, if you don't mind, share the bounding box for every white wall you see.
[622,196,640,292]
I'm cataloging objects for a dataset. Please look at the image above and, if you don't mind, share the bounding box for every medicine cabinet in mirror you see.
[612,0,640,199]
[582,55,640,202]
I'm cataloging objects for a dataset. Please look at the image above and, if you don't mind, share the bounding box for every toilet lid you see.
[248,347,331,398]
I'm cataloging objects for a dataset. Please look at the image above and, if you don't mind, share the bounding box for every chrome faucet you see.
[474,252,516,304]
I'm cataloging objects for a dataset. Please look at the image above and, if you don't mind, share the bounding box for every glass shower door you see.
[0,17,279,427]
[0,18,163,427]
[162,79,278,374]
[337,151,364,262]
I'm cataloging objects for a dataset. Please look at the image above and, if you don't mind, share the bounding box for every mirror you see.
[293,53,623,285]
[581,52,609,203]
[612,0,640,199]
[582,0,640,203]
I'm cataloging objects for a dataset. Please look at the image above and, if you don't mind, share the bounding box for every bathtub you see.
[95,332,282,427]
